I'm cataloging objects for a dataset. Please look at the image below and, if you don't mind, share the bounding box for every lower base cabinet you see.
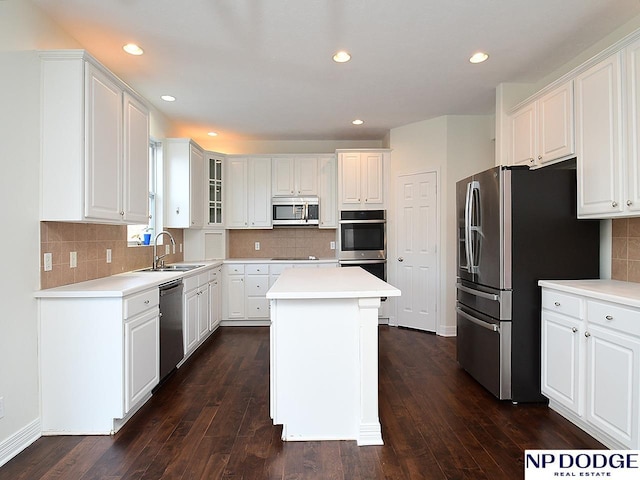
[540,282,640,449]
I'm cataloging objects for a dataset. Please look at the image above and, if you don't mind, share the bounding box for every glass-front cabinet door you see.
[207,153,223,225]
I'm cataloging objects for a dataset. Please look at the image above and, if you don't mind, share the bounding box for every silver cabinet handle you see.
[571,327,577,333]
[605,315,613,321]
[585,332,591,338]
[398,257,404,262]
[529,158,534,163]
[538,155,542,160]
[627,200,633,206]
[144,299,150,305]
[554,301,560,307]
[612,201,618,208]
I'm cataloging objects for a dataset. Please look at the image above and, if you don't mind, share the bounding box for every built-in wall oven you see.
[338,210,386,281]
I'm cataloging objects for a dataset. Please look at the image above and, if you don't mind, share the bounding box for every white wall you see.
[388,115,494,335]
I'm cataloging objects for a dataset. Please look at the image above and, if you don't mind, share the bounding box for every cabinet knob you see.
[605,315,613,321]
[120,211,125,216]
[530,158,535,163]
[572,327,578,333]
[538,155,542,160]
[585,331,591,338]
[398,257,404,262]
[554,301,560,307]
[144,299,150,305]
[627,200,633,206]
[612,201,618,208]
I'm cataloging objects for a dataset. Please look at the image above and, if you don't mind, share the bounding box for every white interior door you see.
[395,172,438,332]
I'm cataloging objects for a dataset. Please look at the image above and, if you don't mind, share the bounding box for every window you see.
[128,140,161,245]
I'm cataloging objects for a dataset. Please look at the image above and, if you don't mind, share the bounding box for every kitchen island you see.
[266,267,400,446]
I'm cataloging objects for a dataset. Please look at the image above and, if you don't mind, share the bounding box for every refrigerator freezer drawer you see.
[456,281,512,321]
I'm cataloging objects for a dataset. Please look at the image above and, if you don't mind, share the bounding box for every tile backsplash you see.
[611,218,640,282]
[40,222,184,289]
[228,228,337,259]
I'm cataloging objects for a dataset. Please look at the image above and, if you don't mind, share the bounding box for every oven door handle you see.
[456,283,499,301]
[456,307,500,333]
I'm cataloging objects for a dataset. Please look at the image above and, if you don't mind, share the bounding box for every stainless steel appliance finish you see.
[456,165,599,402]
[338,210,386,261]
[339,259,387,282]
[272,196,319,225]
[158,279,184,383]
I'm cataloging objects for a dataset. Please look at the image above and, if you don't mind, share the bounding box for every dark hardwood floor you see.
[0,326,603,479]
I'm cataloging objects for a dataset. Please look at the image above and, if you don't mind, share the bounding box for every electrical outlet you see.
[165,244,170,255]
[70,251,77,268]
[0,396,4,419]
[43,253,52,271]
[180,243,183,253]
[255,242,260,251]
[330,241,336,250]
[172,244,176,254]
[106,249,112,264]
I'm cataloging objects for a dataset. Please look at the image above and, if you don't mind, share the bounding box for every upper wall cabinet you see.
[337,150,390,210]
[509,81,575,168]
[318,155,337,228]
[164,139,205,228]
[225,156,272,229]
[40,50,150,224]
[272,156,318,196]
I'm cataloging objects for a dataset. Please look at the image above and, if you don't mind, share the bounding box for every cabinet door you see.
[226,275,245,319]
[340,152,362,205]
[197,286,209,340]
[362,152,383,204]
[538,81,575,165]
[85,63,123,221]
[319,156,337,228]
[295,157,318,196]
[541,311,583,415]
[510,103,537,167]
[225,157,248,227]
[585,324,640,448]
[189,144,205,227]
[272,157,295,196]
[184,288,199,354]
[123,92,150,223]
[626,39,640,213]
[209,274,221,330]
[247,157,272,228]
[576,53,624,217]
[124,309,159,412]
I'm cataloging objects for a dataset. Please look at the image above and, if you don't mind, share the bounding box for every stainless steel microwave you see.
[272,196,319,226]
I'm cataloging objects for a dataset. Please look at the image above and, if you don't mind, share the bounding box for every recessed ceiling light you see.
[123,43,144,56]
[333,51,351,63]
[207,132,218,137]
[352,119,364,125]
[469,52,489,64]
[161,95,176,102]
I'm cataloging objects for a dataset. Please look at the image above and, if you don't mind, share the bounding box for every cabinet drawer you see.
[542,289,583,319]
[269,263,293,275]
[246,264,269,275]
[124,288,159,319]
[209,267,220,281]
[246,297,270,318]
[225,264,245,275]
[587,300,640,337]
[246,275,269,296]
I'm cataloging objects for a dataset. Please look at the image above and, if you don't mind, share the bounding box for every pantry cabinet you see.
[225,157,272,228]
[272,156,318,196]
[540,281,640,449]
[40,50,149,224]
[510,81,574,167]
[164,139,205,228]
[318,155,337,228]
[337,150,389,209]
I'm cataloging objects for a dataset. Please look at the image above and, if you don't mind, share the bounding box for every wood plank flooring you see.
[0,326,603,479]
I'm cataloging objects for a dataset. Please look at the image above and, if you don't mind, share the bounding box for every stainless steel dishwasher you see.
[158,279,184,384]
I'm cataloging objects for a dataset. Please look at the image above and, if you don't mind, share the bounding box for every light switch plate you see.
[70,251,77,268]
[255,242,260,251]
[106,249,112,263]
[43,253,52,271]
[330,241,336,250]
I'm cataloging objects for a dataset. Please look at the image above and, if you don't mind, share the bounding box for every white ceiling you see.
[32,0,640,143]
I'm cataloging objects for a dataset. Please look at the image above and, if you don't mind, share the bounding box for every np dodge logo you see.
[525,450,640,479]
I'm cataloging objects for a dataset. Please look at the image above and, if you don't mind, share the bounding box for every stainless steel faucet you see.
[153,230,176,269]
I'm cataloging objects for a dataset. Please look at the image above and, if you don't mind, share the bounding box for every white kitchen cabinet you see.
[223,264,246,319]
[337,150,389,209]
[208,266,222,331]
[510,81,575,167]
[39,287,159,434]
[624,38,640,214]
[183,272,210,359]
[540,281,640,449]
[318,155,337,228]
[164,139,205,228]
[206,152,224,226]
[225,156,272,228]
[272,156,318,196]
[40,50,149,224]
[245,264,270,319]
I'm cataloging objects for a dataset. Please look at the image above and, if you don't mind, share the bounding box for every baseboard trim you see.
[437,324,457,337]
[0,418,41,468]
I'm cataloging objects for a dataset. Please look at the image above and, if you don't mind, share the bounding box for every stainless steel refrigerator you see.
[456,164,599,402]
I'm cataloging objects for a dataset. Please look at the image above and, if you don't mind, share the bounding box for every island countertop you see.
[266,266,401,300]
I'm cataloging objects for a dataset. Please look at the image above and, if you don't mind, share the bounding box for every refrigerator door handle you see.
[464,182,473,273]
[468,180,481,273]
[456,307,500,333]
[456,283,499,301]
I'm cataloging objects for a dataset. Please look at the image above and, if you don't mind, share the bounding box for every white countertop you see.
[538,279,640,307]
[34,261,223,298]
[225,257,338,264]
[267,266,401,300]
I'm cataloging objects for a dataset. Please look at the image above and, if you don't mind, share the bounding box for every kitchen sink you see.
[138,264,204,272]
